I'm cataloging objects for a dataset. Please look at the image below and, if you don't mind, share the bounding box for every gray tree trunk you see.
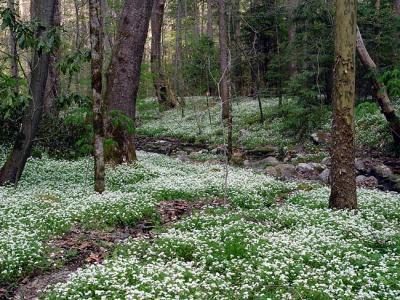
[105,0,154,164]
[0,0,57,185]
[356,26,400,145]
[44,0,61,116]
[218,0,232,159]
[89,0,105,193]
[151,0,175,111]
[7,0,19,94]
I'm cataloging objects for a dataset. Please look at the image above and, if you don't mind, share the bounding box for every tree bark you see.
[218,0,230,120]
[329,0,357,209]
[151,0,175,111]
[218,0,232,159]
[396,0,400,16]
[7,0,19,94]
[207,0,213,40]
[89,0,105,193]
[287,0,299,77]
[174,0,183,97]
[44,0,61,116]
[105,0,154,164]
[0,0,57,185]
[356,26,400,145]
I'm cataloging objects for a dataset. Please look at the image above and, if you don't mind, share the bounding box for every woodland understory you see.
[0,0,400,299]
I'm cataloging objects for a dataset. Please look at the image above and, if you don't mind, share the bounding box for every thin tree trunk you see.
[396,0,400,16]
[175,0,183,97]
[287,0,298,77]
[105,0,154,164]
[89,0,105,193]
[329,0,357,209]
[44,0,61,116]
[356,26,400,144]
[218,0,232,159]
[0,0,57,185]
[7,0,19,94]
[194,0,200,40]
[219,0,230,120]
[151,0,175,111]
[207,0,213,40]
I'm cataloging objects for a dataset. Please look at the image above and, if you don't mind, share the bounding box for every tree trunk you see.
[89,0,105,193]
[287,0,299,77]
[105,0,154,164]
[396,0,400,16]
[218,0,232,159]
[207,0,213,40]
[329,0,357,209]
[44,0,61,116]
[0,0,57,185]
[356,26,400,145]
[218,0,230,120]
[19,0,30,20]
[151,0,175,111]
[174,0,183,97]
[7,0,19,94]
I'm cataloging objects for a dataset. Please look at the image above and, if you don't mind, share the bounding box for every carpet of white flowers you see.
[0,149,290,287]
[43,187,400,299]
[136,97,292,149]
[1,148,400,299]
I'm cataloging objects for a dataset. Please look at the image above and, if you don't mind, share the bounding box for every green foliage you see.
[58,50,91,77]
[381,68,400,97]
[108,110,135,135]
[181,35,219,95]
[1,8,61,52]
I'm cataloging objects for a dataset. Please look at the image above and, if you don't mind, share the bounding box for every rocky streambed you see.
[136,135,400,193]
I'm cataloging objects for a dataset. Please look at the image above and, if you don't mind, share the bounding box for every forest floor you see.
[1,97,400,299]
[0,149,400,299]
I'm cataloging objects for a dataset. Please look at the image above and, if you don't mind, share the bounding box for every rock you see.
[265,164,296,180]
[246,145,278,157]
[275,164,296,180]
[388,174,400,193]
[296,163,315,173]
[265,166,278,177]
[321,157,331,166]
[210,146,224,155]
[231,151,246,166]
[355,158,368,173]
[371,164,393,179]
[319,169,331,184]
[296,162,325,174]
[262,156,281,167]
[175,150,188,156]
[310,131,331,145]
[196,149,208,155]
[356,175,378,188]
[177,154,189,162]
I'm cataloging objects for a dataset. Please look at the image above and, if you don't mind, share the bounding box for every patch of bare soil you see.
[8,199,226,300]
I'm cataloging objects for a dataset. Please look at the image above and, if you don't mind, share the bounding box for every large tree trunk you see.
[0,0,57,185]
[151,0,175,112]
[329,0,357,209]
[89,0,105,193]
[218,0,232,159]
[7,0,19,94]
[105,0,154,164]
[356,26,400,145]
[44,0,61,116]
